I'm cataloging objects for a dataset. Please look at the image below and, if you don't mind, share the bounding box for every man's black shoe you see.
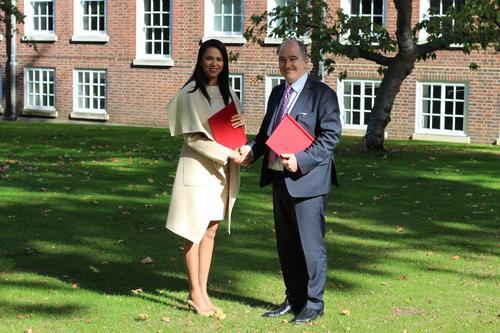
[291,307,323,324]
[262,298,293,317]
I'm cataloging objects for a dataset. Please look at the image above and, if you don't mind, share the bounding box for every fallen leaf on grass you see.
[213,310,227,320]
[396,226,404,232]
[161,316,171,323]
[71,283,79,289]
[399,275,409,281]
[25,329,33,333]
[140,256,154,264]
[135,313,148,321]
[451,255,460,260]
[340,309,351,316]
[131,288,143,295]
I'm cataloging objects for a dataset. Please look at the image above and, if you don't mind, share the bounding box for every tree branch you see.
[359,49,392,66]
[417,41,448,58]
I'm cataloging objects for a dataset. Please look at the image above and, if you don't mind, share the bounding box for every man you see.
[239,39,341,324]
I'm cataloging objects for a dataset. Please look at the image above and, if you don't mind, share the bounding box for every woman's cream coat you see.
[166,82,242,244]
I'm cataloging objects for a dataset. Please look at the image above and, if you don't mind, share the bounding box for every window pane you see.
[353,83,361,95]
[423,85,431,98]
[352,0,360,14]
[344,97,351,109]
[353,97,360,110]
[432,100,441,113]
[362,0,371,15]
[364,97,372,110]
[214,16,221,31]
[344,82,351,95]
[455,117,464,130]
[345,111,351,124]
[455,102,464,115]
[444,116,453,130]
[432,116,440,129]
[374,0,383,14]
[233,16,242,32]
[423,115,430,129]
[456,86,464,100]
[423,99,430,114]
[223,16,231,32]
[445,86,454,99]
[445,101,453,114]
[353,111,361,125]
[432,85,441,98]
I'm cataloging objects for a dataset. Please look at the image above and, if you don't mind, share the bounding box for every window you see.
[72,69,108,120]
[73,0,109,42]
[419,0,464,42]
[24,68,56,115]
[339,79,380,128]
[204,0,245,44]
[341,0,386,30]
[265,76,286,111]
[229,74,243,101]
[416,82,467,135]
[134,0,173,66]
[23,0,57,41]
[265,0,306,44]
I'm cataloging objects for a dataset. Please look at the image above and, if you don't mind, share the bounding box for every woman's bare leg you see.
[198,221,219,309]
[184,239,212,313]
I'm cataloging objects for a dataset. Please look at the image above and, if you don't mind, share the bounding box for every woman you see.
[166,39,245,318]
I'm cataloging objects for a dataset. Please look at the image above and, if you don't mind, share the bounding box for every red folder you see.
[208,101,247,150]
[266,114,314,155]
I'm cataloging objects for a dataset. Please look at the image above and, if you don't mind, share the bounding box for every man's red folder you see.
[266,114,314,155]
[208,101,247,150]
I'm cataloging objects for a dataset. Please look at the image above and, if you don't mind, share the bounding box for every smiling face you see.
[201,47,224,86]
[278,41,309,84]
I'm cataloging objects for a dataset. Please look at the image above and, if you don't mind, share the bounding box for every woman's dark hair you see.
[184,39,231,106]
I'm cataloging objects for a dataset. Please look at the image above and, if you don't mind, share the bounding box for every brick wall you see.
[0,0,498,144]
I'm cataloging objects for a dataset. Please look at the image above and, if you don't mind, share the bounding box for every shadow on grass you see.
[0,122,498,318]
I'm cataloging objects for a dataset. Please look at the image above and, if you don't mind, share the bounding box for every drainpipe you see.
[5,0,17,120]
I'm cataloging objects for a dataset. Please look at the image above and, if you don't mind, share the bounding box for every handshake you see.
[228,145,253,167]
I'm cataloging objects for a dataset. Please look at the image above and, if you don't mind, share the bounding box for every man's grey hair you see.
[277,39,308,60]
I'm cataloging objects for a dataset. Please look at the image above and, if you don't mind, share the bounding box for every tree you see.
[0,0,25,120]
[245,0,499,151]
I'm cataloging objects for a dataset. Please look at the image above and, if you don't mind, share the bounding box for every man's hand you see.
[281,153,298,173]
[238,145,253,167]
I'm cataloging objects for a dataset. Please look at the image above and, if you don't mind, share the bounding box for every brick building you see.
[1,0,498,144]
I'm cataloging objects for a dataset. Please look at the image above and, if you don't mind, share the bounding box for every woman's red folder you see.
[208,101,247,150]
[265,114,314,155]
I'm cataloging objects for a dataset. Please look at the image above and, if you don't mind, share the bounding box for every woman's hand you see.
[231,114,246,128]
[228,149,243,165]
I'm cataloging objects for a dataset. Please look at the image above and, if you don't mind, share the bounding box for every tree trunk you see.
[363,55,415,151]
[362,0,416,151]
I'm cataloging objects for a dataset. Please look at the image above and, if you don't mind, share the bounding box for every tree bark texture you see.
[363,0,417,151]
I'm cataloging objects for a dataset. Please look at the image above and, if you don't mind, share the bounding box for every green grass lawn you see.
[0,121,498,333]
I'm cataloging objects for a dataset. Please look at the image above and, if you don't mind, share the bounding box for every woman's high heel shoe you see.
[187,299,214,317]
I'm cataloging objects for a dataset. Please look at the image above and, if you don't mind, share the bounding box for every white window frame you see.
[23,67,57,117]
[415,81,468,139]
[338,79,381,130]
[23,0,57,42]
[229,74,243,102]
[72,0,109,42]
[419,0,463,44]
[265,75,286,112]
[341,0,387,30]
[203,0,246,44]
[134,0,174,67]
[71,69,108,120]
[264,0,311,45]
